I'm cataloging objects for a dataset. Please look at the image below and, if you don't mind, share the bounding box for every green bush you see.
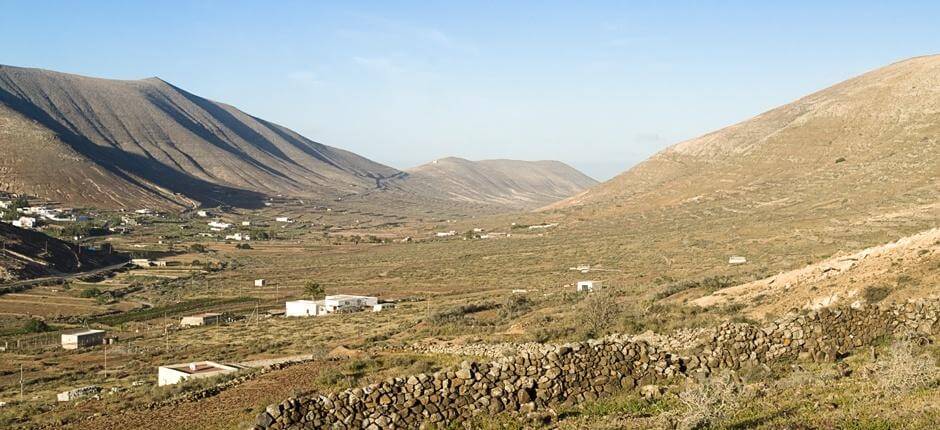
[79,287,102,298]
[23,319,51,333]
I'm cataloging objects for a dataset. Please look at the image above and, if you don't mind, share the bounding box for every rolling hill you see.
[405,157,598,210]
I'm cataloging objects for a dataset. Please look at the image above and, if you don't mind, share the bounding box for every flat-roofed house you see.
[254,279,267,287]
[180,313,221,327]
[576,281,596,293]
[285,300,326,317]
[157,361,240,386]
[324,295,378,313]
[61,329,106,350]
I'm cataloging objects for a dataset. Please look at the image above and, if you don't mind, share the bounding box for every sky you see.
[2,1,938,180]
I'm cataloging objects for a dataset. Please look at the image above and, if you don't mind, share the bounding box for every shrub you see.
[580,291,619,337]
[499,294,532,319]
[672,373,743,429]
[874,340,936,398]
[304,281,325,299]
[23,319,51,333]
[189,243,206,253]
[79,287,102,298]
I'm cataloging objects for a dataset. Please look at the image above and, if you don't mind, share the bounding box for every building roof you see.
[185,312,221,318]
[161,361,238,375]
[61,328,105,336]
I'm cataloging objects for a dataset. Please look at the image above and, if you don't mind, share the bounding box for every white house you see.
[435,231,457,237]
[135,209,153,215]
[131,259,152,268]
[241,221,251,226]
[576,281,596,293]
[208,221,232,230]
[61,329,106,350]
[180,313,221,327]
[285,300,327,317]
[157,361,239,386]
[275,216,293,223]
[324,295,378,312]
[254,279,267,287]
[0,200,11,209]
[12,216,36,229]
[728,256,747,265]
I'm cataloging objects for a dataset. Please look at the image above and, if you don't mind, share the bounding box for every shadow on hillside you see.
[0,87,268,209]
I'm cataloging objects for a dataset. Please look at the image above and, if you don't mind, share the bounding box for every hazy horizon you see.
[3,1,940,180]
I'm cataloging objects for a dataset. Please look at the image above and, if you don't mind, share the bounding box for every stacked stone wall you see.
[254,299,939,429]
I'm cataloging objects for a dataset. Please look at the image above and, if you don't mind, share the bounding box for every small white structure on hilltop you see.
[241,221,251,226]
[286,300,326,317]
[728,256,747,265]
[435,231,457,237]
[324,295,378,312]
[576,281,596,293]
[275,216,293,223]
[180,313,221,327]
[61,329,106,350]
[57,386,101,402]
[196,210,210,217]
[157,361,239,386]
[254,279,267,287]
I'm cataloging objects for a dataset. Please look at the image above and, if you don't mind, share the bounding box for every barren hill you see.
[551,55,940,218]
[0,65,400,210]
[406,157,597,210]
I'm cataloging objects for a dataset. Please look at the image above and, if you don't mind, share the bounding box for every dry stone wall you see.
[253,299,939,429]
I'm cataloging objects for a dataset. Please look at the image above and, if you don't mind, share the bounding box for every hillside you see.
[0,222,127,282]
[405,157,598,210]
[551,55,940,217]
[0,65,401,210]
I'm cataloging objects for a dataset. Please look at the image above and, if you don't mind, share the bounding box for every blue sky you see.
[2,1,938,180]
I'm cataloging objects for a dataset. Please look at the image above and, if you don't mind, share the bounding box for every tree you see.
[189,243,206,253]
[304,281,325,299]
[23,318,51,333]
[581,291,619,337]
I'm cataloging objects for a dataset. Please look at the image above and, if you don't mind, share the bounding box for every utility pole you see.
[164,311,169,352]
[20,364,24,400]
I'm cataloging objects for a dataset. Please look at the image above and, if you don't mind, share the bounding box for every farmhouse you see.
[61,329,106,350]
[225,232,250,241]
[324,295,378,312]
[180,313,221,327]
[157,361,240,386]
[576,281,596,292]
[254,279,267,287]
[286,300,326,317]
[131,259,152,267]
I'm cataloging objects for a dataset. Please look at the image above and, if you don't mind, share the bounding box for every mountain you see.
[0,65,401,210]
[405,157,597,210]
[551,55,940,216]
[0,222,127,283]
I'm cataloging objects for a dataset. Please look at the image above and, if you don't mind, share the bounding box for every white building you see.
[435,231,457,237]
[196,210,210,217]
[135,209,153,215]
[285,300,326,317]
[254,279,267,287]
[275,216,293,223]
[180,313,221,327]
[12,216,36,229]
[61,329,106,350]
[728,256,747,265]
[131,259,152,268]
[0,200,11,209]
[208,221,232,230]
[241,221,251,226]
[57,386,101,402]
[372,303,395,312]
[225,232,250,241]
[324,295,378,312]
[157,361,240,386]
[576,281,596,293]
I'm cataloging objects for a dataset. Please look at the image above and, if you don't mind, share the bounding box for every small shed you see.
[254,279,267,287]
[157,361,239,386]
[180,313,221,327]
[576,281,596,293]
[286,300,326,317]
[61,329,106,350]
